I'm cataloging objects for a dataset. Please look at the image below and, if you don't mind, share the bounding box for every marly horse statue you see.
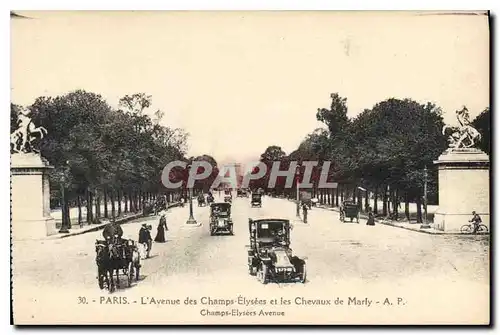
[11,108,48,154]
[442,106,482,150]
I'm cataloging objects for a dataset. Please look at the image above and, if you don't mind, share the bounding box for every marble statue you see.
[10,107,48,154]
[442,106,482,150]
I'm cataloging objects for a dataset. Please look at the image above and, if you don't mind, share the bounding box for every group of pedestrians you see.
[138,212,169,258]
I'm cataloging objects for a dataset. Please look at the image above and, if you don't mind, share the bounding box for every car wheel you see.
[257,264,268,284]
[300,262,307,283]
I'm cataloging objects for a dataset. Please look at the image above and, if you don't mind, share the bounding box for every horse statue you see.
[10,107,48,154]
[442,106,482,150]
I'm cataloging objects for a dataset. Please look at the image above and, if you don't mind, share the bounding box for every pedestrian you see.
[154,213,168,243]
[302,203,308,224]
[138,223,153,259]
[366,207,375,226]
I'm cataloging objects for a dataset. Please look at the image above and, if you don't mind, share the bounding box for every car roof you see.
[211,202,231,207]
[251,218,289,223]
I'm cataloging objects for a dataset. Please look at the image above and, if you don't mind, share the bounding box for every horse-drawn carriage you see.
[339,201,360,223]
[95,237,141,293]
[198,194,207,207]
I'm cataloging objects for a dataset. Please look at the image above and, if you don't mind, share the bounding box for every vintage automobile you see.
[251,193,262,207]
[340,200,360,223]
[209,202,234,235]
[237,189,248,197]
[247,218,306,284]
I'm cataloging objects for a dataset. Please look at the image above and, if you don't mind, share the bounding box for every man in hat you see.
[138,223,153,258]
[102,217,123,241]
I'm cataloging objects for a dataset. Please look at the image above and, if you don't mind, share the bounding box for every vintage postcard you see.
[10,10,490,325]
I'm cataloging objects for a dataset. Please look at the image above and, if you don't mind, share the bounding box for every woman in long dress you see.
[154,214,168,242]
[366,209,375,226]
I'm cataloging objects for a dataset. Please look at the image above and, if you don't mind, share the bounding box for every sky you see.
[11,11,489,165]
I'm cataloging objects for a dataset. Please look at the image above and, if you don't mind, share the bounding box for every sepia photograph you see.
[10,10,490,325]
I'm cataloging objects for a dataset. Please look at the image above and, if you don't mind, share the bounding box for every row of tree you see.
[251,93,490,222]
[11,90,216,228]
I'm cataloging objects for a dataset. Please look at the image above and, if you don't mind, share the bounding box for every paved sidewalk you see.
[47,202,183,239]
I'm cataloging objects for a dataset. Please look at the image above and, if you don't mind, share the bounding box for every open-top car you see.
[251,193,262,207]
[209,202,234,235]
[247,218,306,284]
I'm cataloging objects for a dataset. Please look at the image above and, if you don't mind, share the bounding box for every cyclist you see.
[469,211,482,234]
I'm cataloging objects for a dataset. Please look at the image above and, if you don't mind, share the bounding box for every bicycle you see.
[460,222,488,234]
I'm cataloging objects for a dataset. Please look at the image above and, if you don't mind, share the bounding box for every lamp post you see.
[420,166,431,229]
[58,161,70,233]
[185,164,197,225]
[296,164,301,218]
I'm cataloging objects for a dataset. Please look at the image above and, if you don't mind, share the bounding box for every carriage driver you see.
[102,218,124,242]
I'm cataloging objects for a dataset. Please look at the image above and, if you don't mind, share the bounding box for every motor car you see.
[251,193,262,207]
[209,202,233,235]
[247,218,306,284]
[339,200,360,223]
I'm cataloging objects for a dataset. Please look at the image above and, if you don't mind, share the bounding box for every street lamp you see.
[420,166,431,229]
[295,164,301,218]
[185,164,198,225]
[58,160,70,233]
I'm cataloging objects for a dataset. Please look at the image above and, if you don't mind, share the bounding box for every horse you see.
[442,125,482,149]
[95,241,113,292]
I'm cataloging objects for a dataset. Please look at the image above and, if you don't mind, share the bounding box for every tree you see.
[472,107,490,155]
[316,93,350,137]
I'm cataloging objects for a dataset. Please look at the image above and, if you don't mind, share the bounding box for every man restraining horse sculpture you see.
[11,107,48,154]
[442,106,482,150]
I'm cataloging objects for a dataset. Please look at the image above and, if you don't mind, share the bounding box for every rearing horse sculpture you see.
[10,108,48,154]
[442,106,482,150]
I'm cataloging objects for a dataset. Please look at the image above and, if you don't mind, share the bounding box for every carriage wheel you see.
[135,265,140,281]
[127,262,133,287]
[98,271,105,290]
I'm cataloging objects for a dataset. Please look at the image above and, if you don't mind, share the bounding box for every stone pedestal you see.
[433,149,489,233]
[11,153,57,240]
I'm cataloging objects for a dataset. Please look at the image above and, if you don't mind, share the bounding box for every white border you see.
[3,1,497,334]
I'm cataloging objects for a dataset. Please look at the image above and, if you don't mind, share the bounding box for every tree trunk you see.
[416,195,423,223]
[124,192,129,213]
[63,191,71,227]
[335,187,339,207]
[110,190,116,219]
[95,192,101,223]
[382,186,388,216]
[405,192,410,221]
[357,189,362,211]
[327,189,331,206]
[364,191,369,212]
[393,189,399,220]
[340,184,344,203]
[86,189,92,224]
[77,195,82,226]
[117,190,122,216]
[104,189,108,218]
[373,186,379,215]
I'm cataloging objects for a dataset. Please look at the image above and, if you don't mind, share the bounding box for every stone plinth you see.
[433,149,490,233]
[11,153,56,240]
